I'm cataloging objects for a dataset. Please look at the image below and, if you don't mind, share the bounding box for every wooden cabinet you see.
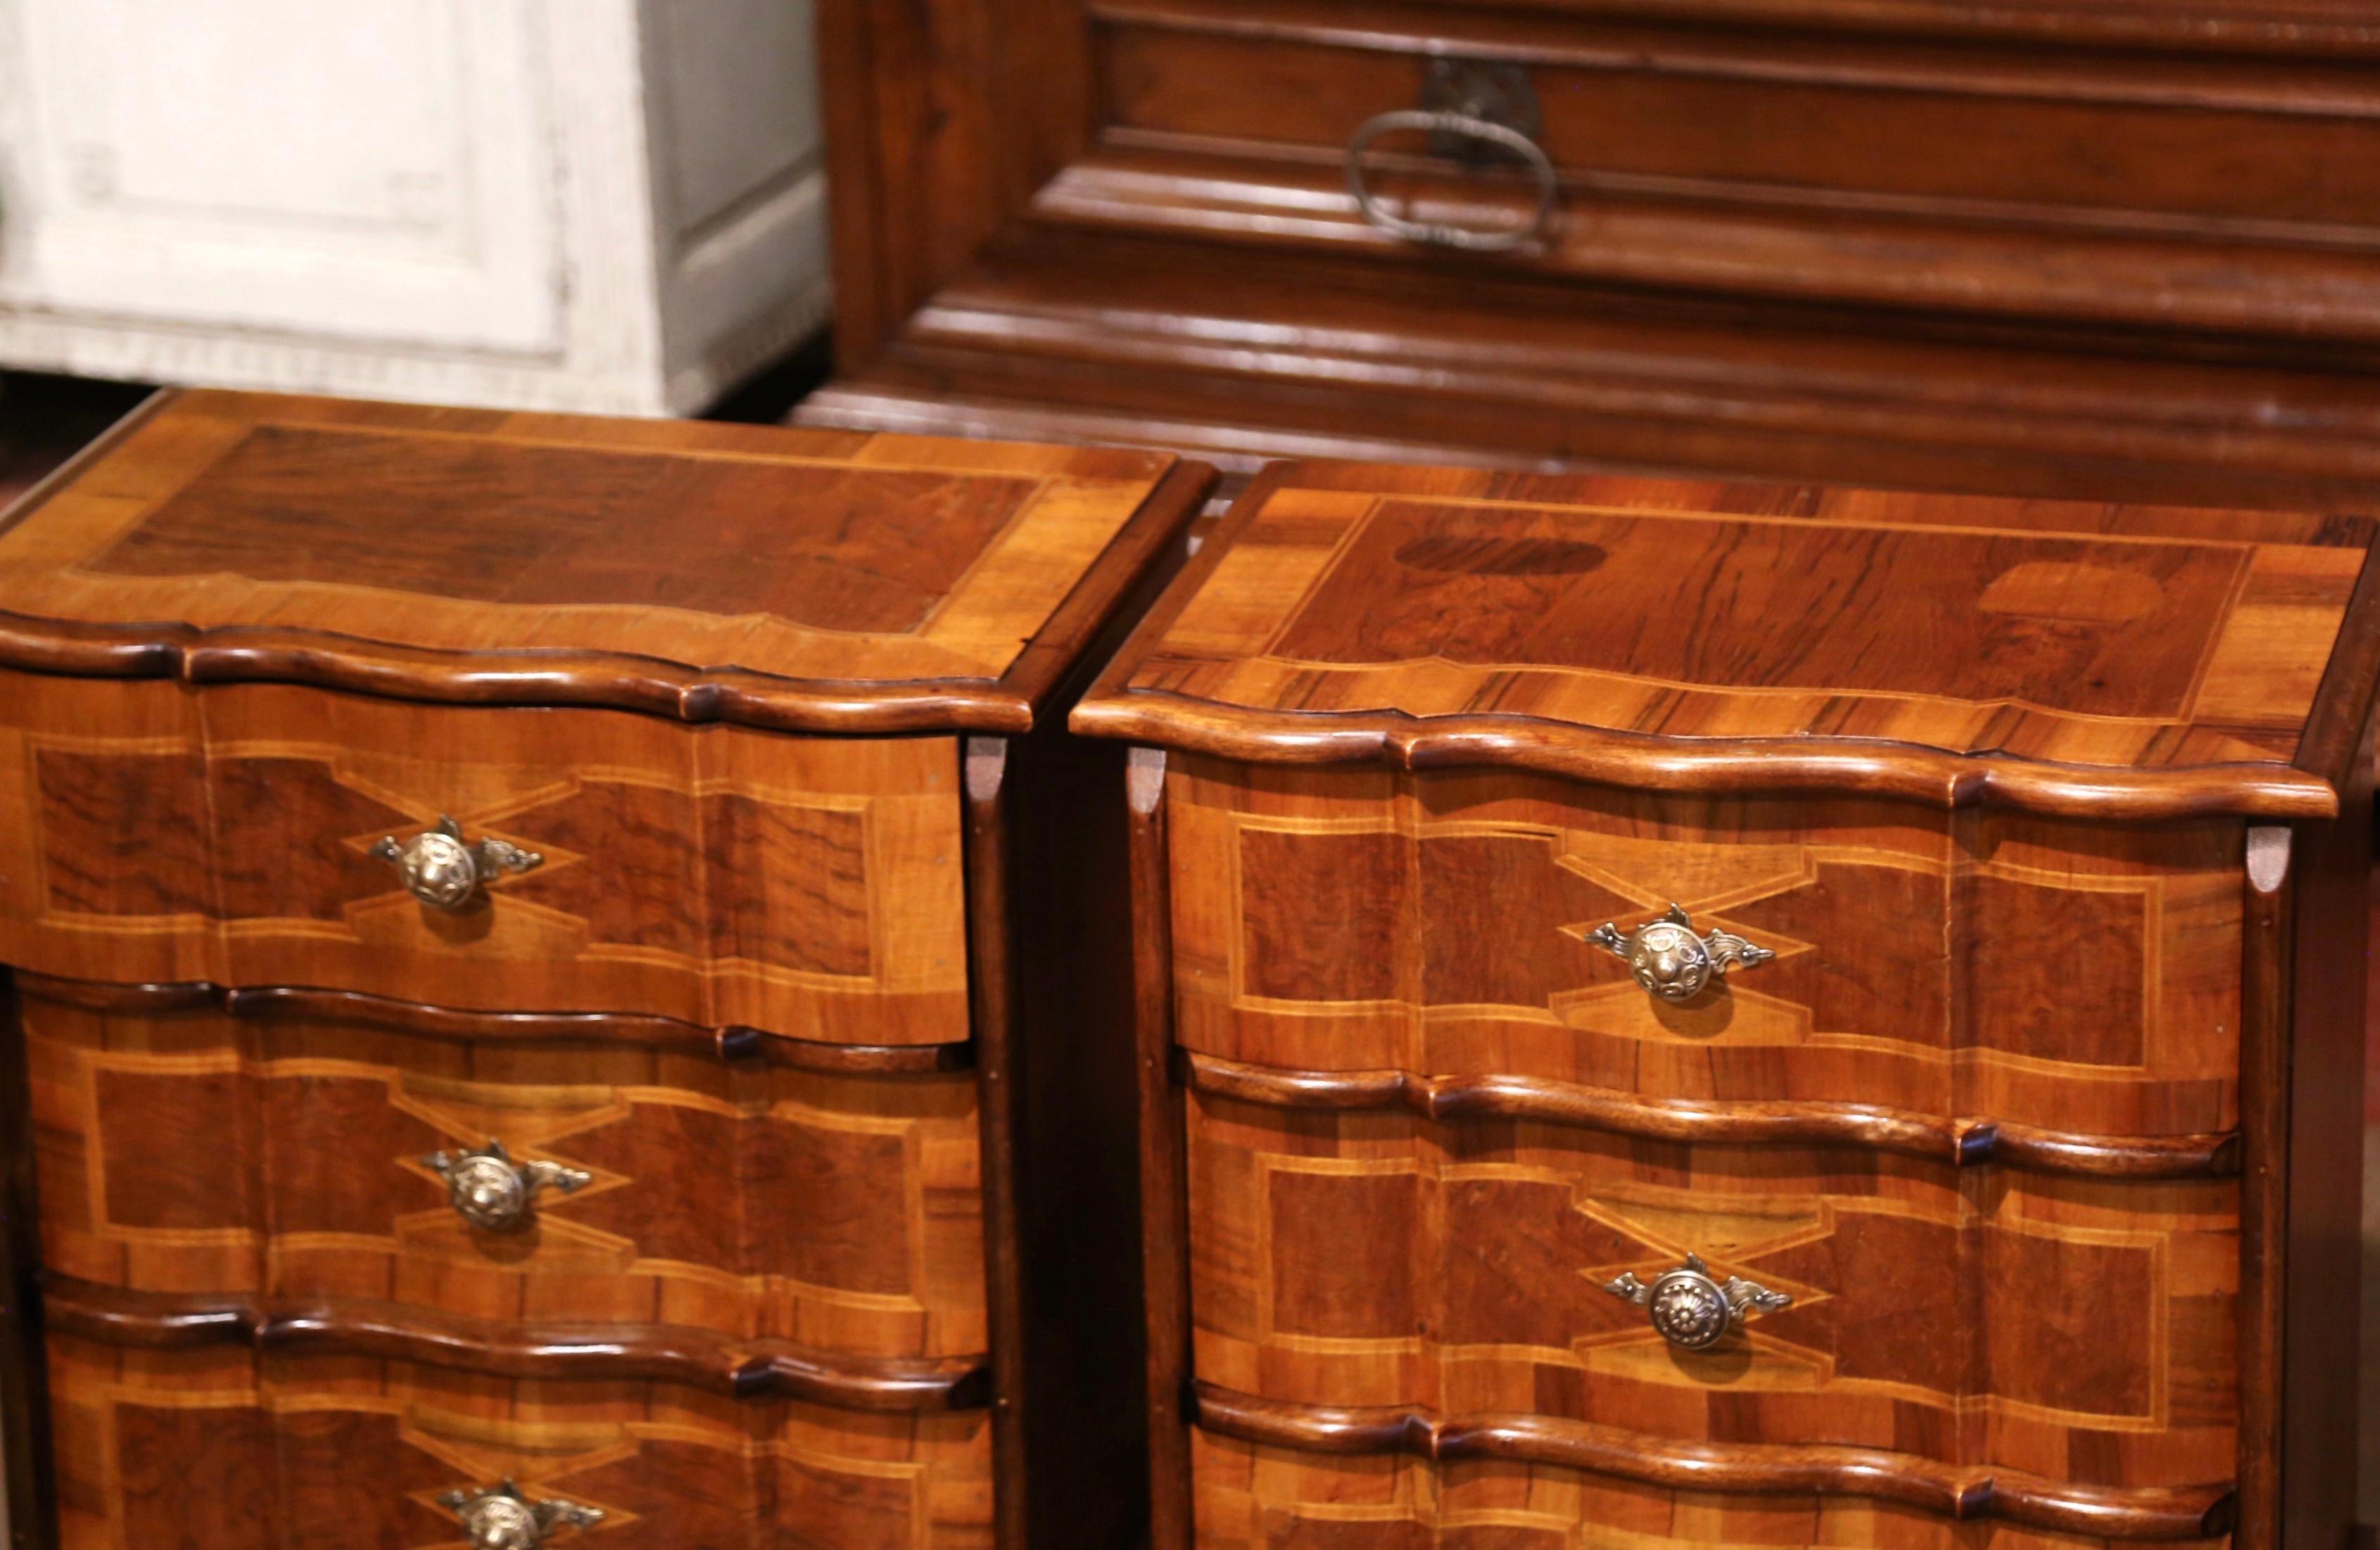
[1072,460,2377,1550]
[0,0,830,414]
[799,0,2380,508]
[0,390,1215,1549]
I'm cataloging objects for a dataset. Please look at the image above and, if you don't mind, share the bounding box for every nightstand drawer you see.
[44,1330,994,1550]
[0,673,970,1048]
[23,973,986,1363]
[1184,1082,2239,1519]
[1079,0,2380,343]
[1168,756,2245,1145]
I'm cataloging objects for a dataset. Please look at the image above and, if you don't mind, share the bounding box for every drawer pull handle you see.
[438,1480,603,1548]
[1604,1253,1791,1350]
[372,815,543,910]
[424,1139,590,1233]
[1585,903,1773,1003]
[1346,107,1557,254]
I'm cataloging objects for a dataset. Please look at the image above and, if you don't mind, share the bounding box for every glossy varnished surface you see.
[809,0,2380,507]
[44,1334,994,1549]
[1076,464,2377,817]
[1160,758,2247,1145]
[1188,1429,2232,1550]
[0,398,1220,1549]
[0,675,969,1044]
[1084,463,2379,1549]
[0,389,1206,734]
[1185,1089,2237,1531]
[21,979,988,1362]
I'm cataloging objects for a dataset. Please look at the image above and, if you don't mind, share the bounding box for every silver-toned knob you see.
[371,815,542,910]
[1585,903,1773,1002]
[423,1140,589,1233]
[1603,1252,1791,1349]
[438,1481,602,1549]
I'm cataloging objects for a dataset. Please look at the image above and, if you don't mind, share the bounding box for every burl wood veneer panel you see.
[0,389,1179,714]
[1186,1090,2237,1495]
[45,1335,994,1549]
[1168,758,2243,1145]
[1188,1435,2229,1550]
[0,673,969,1045]
[25,988,985,1361]
[1077,466,2372,813]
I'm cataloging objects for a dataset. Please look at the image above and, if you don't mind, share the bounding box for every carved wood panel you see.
[1185,1090,2238,1507]
[0,673,971,1044]
[1187,1432,2232,1550]
[1169,758,2243,1141]
[44,1335,994,1549]
[25,987,987,1361]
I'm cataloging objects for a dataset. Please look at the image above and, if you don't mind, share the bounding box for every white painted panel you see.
[0,0,562,354]
[0,0,829,417]
[654,0,821,239]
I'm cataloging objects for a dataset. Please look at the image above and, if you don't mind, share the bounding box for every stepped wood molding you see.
[42,1278,990,1413]
[1192,1385,2239,1542]
[805,0,2380,504]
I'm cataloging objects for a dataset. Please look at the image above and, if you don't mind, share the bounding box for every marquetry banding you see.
[1181,1051,2240,1180]
[1191,1384,2236,1543]
[0,395,1220,737]
[42,1276,991,1414]
[11,972,975,1076]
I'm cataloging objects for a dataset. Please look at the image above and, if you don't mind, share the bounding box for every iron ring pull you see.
[1345,107,1557,254]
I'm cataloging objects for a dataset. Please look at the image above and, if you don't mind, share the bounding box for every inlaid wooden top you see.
[1074,462,2380,818]
[0,390,1211,732]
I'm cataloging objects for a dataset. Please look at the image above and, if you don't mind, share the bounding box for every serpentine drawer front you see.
[0,390,1215,1550]
[1072,460,2379,1550]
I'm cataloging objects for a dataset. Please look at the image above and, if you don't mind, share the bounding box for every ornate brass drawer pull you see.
[438,1481,602,1548]
[424,1140,589,1233]
[1585,903,1774,1002]
[372,815,543,910]
[1604,1253,1792,1350]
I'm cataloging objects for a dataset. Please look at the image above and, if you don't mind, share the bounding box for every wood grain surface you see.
[14,974,971,1076]
[1186,1420,2233,1549]
[41,1279,987,1413]
[1185,1088,2238,1504]
[42,1332,994,1549]
[806,0,2380,504]
[0,674,971,1045]
[1160,757,2247,1145]
[0,389,1208,735]
[1080,1,2380,344]
[20,982,988,1363]
[1180,1053,2238,1181]
[1075,464,2375,818]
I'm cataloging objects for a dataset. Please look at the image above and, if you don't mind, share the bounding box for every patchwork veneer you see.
[0,389,1215,1549]
[1073,458,2379,1550]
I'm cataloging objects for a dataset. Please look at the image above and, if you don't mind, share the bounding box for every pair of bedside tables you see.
[0,392,2365,1550]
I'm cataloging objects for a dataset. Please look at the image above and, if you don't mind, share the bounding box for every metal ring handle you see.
[1346,107,1557,254]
